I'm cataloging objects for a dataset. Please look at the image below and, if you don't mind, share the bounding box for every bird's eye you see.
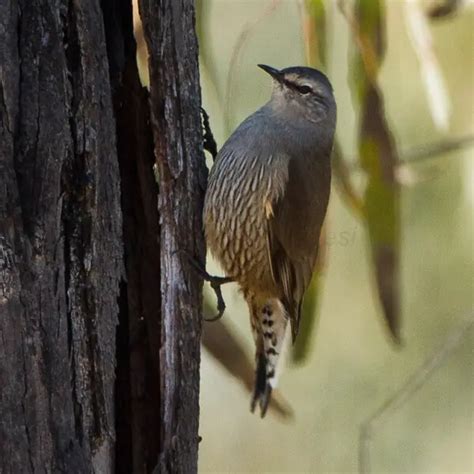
[296,85,312,95]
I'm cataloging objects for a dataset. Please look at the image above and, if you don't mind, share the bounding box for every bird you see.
[203,64,336,417]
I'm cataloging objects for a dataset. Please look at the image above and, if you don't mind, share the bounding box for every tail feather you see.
[250,353,273,417]
[250,299,289,417]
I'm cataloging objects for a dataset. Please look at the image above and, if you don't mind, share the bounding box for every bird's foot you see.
[201,107,218,161]
[177,249,234,321]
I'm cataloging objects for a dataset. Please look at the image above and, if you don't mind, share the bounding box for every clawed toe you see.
[177,249,234,322]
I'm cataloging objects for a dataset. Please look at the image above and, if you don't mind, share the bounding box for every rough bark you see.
[1,1,205,472]
[0,1,122,472]
[138,1,207,473]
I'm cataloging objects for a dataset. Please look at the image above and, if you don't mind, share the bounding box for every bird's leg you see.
[204,275,234,322]
[178,249,234,321]
[200,107,218,161]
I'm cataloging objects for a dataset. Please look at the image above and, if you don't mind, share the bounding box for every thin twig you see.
[336,0,381,86]
[401,134,474,164]
[404,0,451,130]
[359,312,474,474]
[427,0,467,19]
[224,0,281,132]
[346,134,474,174]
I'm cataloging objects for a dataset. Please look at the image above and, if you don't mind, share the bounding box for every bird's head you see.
[258,64,336,126]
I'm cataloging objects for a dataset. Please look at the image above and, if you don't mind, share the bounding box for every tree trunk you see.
[138,1,207,473]
[0,0,205,473]
[0,0,122,472]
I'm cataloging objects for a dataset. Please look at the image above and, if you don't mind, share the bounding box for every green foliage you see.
[351,0,402,342]
[195,1,473,471]
[290,0,327,364]
[292,272,321,363]
[303,0,327,67]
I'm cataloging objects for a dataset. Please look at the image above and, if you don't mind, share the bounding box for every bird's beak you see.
[258,64,283,83]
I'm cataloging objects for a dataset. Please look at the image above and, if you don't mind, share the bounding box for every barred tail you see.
[250,299,289,417]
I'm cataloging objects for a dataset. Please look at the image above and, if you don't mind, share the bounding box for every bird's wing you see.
[266,153,331,342]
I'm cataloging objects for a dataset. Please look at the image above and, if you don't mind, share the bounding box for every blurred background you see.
[139,0,474,472]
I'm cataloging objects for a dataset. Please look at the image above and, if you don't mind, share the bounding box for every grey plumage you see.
[204,65,336,416]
